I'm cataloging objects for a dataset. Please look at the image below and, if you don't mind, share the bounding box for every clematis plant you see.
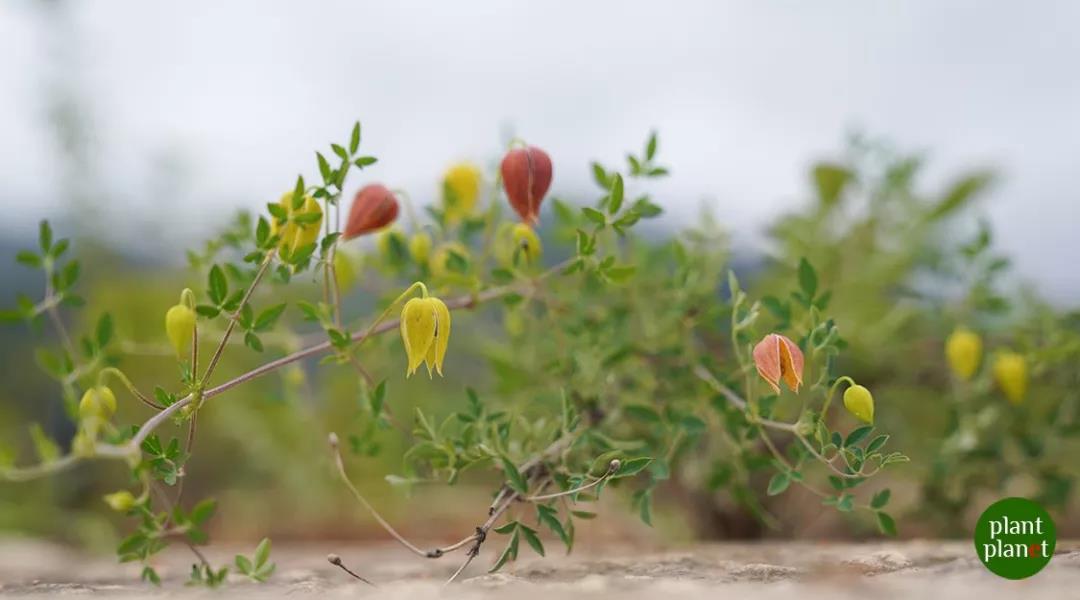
[0,123,920,588]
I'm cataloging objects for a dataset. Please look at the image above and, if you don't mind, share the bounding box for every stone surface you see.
[0,539,1077,598]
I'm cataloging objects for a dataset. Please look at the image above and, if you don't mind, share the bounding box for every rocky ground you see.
[1,539,1076,598]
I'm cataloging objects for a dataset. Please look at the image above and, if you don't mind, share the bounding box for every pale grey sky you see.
[1,1,1078,300]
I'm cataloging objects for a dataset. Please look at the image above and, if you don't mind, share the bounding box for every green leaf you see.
[29,424,60,462]
[608,173,624,214]
[591,162,609,188]
[866,434,889,454]
[15,250,41,268]
[190,498,217,525]
[536,505,570,548]
[797,257,817,299]
[645,131,658,161]
[208,265,228,304]
[39,220,53,253]
[349,121,362,154]
[870,488,891,510]
[812,162,853,207]
[611,457,652,479]
[500,456,528,494]
[929,171,994,221]
[235,555,252,575]
[141,566,161,586]
[253,538,271,568]
[767,472,791,496]
[244,332,263,352]
[489,529,520,573]
[96,313,114,347]
[844,425,874,448]
[582,207,606,226]
[876,511,897,536]
[518,524,545,557]
[604,265,636,283]
[254,303,287,331]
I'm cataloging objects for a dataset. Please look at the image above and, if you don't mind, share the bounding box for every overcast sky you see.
[1,1,1078,301]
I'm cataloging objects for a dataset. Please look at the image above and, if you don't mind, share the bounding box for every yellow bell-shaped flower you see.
[945,327,982,380]
[442,162,482,223]
[271,192,323,253]
[399,296,451,377]
[165,303,196,357]
[79,386,117,420]
[993,351,1028,405]
[843,384,875,424]
[409,232,433,264]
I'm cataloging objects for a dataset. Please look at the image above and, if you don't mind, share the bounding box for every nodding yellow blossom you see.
[271,192,323,253]
[409,232,433,264]
[79,386,117,420]
[993,351,1028,405]
[103,490,136,512]
[399,296,451,377]
[442,162,482,223]
[429,242,470,278]
[843,384,875,424]
[496,223,543,266]
[333,251,356,292]
[945,327,982,380]
[165,303,196,357]
[752,333,804,393]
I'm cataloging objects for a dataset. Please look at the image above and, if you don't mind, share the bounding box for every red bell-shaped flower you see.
[500,146,552,224]
[344,184,399,239]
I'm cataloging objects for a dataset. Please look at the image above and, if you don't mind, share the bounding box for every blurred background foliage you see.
[2,131,1078,551]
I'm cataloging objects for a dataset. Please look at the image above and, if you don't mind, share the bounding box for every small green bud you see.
[103,490,136,512]
[165,303,196,356]
[843,384,875,424]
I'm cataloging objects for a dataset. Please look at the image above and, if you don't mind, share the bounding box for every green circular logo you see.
[974,497,1055,579]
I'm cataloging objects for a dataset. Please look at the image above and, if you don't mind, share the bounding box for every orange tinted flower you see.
[752,333,804,393]
[344,184,399,239]
[500,146,552,224]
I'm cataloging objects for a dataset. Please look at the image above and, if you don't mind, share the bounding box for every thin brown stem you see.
[327,554,376,587]
[328,433,429,558]
[201,251,275,384]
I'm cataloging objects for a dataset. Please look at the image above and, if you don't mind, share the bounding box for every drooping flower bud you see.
[399,295,451,378]
[993,351,1028,405]
[271,192,323,253]
[752,333,804,394]
[945,327,982,380]
[500,146,552,224]
[409,232,433,264]
[442,162,482,223]
[103,490,136,512]
[843,384,875,424]
[165,303,196,357]
[496,223,543,266]
[79,386,117,420]
[345,184,399,239]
